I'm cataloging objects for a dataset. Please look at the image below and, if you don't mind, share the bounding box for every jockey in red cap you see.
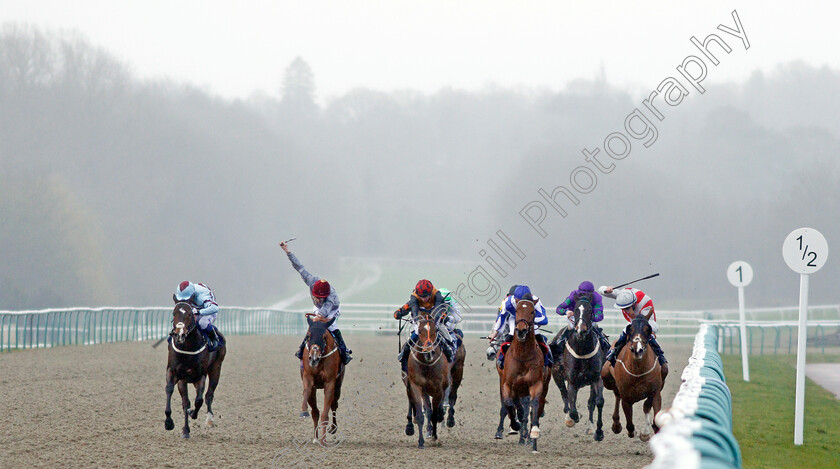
[280,241,352,364]
[394,279,456,372]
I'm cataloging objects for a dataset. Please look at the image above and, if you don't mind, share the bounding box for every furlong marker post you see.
[782,227,828,446]
[727,261,753,381]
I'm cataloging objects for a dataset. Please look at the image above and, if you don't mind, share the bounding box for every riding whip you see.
[614,273,659,289]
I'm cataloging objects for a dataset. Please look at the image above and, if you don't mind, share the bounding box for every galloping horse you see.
[497,295,550,452]
[550,297,606,441]
[444,328,466,429]
[300,314,345,445]
[405,313,450,448]
[164,302,226,438]
[601,314,666,441]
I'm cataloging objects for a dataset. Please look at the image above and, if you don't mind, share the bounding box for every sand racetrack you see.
[0,335,691,468]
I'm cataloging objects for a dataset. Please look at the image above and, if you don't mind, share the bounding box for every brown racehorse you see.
[405,313,450,448]
[164,302,226,439]
[497,295,550,452]
[300,314,345,445]
[601,314,667,442]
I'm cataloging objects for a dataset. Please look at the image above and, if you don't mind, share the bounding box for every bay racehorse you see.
[601,314,666,441]
[550,297,605,441]
[405,313,450,448]
[300,314,345,445]
[164,301,226,438]
[497,295,550,452]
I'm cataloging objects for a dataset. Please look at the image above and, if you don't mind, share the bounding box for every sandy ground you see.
[0,335,691,468]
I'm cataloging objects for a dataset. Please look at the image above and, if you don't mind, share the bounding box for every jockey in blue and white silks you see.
[488,285,553,369]
[174,281,220,349]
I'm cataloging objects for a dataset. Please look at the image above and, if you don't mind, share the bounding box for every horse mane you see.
[629,315,652,337]
[307,320,332,349]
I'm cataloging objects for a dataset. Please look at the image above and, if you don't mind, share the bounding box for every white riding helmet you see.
[175,281,195,302]
[614,289,637,309]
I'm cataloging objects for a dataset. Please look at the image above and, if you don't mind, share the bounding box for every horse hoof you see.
[190,411,199,420]
[206,416,216,428]
[418,443,425,449]
[510,421,521,432]
[508,427,518,435]
[300,411,310,418]
[518,437,526,445]
[595,430,604,441]
[628,430,635,439]
[640,433,651,442]
[164,419,174,431]
[447,416,455,428]
[405,425,415,436]
[612,423,622,434]
[529,426,540,439]
[565,418,575,428]
[181,432,190,439]
[494,431,504,439]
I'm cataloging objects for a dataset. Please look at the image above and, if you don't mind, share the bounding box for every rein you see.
[306,341,339,359]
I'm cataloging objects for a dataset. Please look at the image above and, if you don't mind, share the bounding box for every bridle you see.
[410,316,444,366]
[514,299,535,341]
[170,309,205,355]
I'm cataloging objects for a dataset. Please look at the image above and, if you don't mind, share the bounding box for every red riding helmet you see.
[414,279,434,298]
[311,279,331,298]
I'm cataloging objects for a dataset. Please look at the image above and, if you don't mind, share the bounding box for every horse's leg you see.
[495,403,506,439]
[308,390,320,440]
[622,397,635,438]
[177,380,191,438]
[405,383,415,436]
[529,381,543,448]
[423,393,434,438]
[164,369,175,431]
[539,368,551,418]
[301,376,313,419]
[611,389,622,434]
[330,375,341,435]
[431,392,444,442]
[501,382,520,432]
[566,382,580,427]
[319,382,336,444]
[652,389,663,433]
[553,363,570,416]
[518,396,530,445]
[591,380,605,441]
[204,360,222,427]
[190,374,206,420]
[445,384,456,428]
[409,384,425,449]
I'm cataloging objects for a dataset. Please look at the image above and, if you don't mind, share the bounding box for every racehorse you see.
[601,314,666,442]
[300,314,345,445]
[404,313,450,448]
[164,302,226,438]
[497,295,549,452]
[550,297,605,441]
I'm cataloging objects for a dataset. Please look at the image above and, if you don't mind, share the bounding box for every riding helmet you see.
[614,289,637,309]
[311,279,331,298]
[415,279,434,297]
[175,281,195,302]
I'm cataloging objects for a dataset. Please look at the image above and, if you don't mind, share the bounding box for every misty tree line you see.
[1,25,838,311]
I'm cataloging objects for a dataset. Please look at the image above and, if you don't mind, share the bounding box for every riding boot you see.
[649,337,668,365]
[295,336,306,359]
[204,327,218,351]
[595,327,611,355]
[606,329,628,366]
[556,327,572,355]
[332,329,353,364]
[441,338,455,363]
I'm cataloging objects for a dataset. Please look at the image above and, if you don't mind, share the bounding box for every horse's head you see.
[416,313,440,354]
[305,315,336,367]
[573,296,593,338]
[514,294,536,342]
[171,302,197,345]
[627,315,654,360]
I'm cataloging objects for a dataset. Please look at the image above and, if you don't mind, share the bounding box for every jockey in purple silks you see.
[551,281,611,364]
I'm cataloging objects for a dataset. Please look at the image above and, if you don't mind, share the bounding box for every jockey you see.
[552,281,611,359]
[394,279,456,371]
[486,285,518,360]
[280,241,352,365]
[173,281,220,350]
[599,285,667,367]
[438,287,464,349]
[488,285,553,369]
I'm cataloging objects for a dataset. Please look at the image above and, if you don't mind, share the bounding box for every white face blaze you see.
[175,321,186,339]
[632,335,644,354]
